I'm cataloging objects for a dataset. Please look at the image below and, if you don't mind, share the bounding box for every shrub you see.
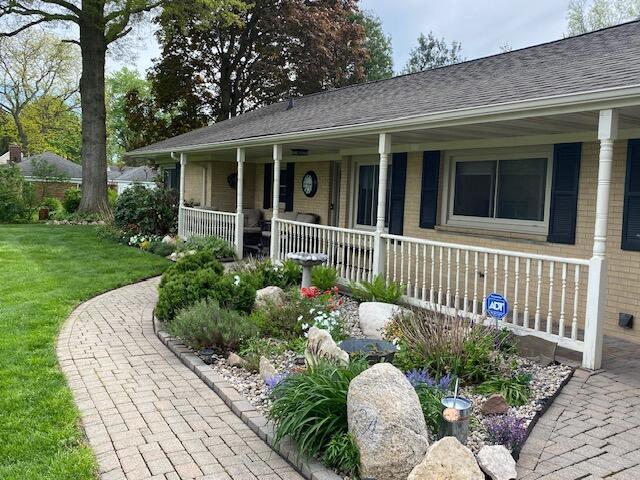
[476,373,532,406]
[212,273,256,313]
[350,275,404,304]
[108,188,118,208]
[114,183,178,236]
[95,223,126,243]
[311,265,338,291]
[0,166,38,222]
[168,299,258,351]
[160,250,224,286]
[148,240,176,257]
[323,433,360,478]
[269,360,368,459]
[62,188,82,213]
[484,414,528,451]
[391,309,502,384]
[248,290,308,339]
[41,197,62,212]
[176,235,235,260]
[233,259,302,290]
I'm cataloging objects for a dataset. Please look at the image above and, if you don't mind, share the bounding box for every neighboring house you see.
[0,151,9,165]
[17,152,83,199]
[111,165,157,194]
[127,21,640,369]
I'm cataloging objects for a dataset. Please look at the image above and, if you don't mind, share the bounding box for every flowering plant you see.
[406,369,453,391]
[484,414,528,451]
[297,287,346,341]
[126,233,162,248]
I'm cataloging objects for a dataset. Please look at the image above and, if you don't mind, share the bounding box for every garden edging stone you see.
[153,314,341,480]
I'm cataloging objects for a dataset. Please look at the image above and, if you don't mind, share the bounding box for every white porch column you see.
[372,133,391,276]
[235,148,245,258]
[270,145,283,260]
[178,153,187,238]
[583,108,618,370]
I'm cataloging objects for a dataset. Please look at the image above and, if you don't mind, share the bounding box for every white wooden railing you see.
[179,207,236,247]
[382,233,590,351]
[274,219,375,284]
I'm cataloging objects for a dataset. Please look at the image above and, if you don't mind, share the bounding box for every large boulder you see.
[259,356,277,382]
[408,436,484,480]
[481,394,509,415]
[477,445,517,480]
[347,363,429,480]
[304,326,349,367]
[358,302,409,339]
[254,286,286,310]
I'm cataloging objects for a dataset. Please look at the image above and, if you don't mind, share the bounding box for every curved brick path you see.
[57,278,302,480]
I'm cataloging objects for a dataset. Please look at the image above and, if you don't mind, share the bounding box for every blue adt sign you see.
[486,293,509,319]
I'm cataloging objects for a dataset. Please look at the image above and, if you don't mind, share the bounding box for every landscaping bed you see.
[156,238,574,480]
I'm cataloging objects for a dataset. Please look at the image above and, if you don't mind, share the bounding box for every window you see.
[446,149,552,234]
[354,163,391,227]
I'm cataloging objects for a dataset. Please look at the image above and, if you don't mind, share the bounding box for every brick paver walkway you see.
[517,337,640,479]
[57,278,302,480]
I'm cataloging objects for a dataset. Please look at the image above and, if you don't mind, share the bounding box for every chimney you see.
[9,144,21,164]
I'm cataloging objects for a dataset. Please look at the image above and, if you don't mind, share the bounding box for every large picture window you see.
[447,149,552,234]
[354,163,391,227]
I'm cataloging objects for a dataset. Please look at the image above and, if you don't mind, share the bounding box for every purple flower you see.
[484,414,528,451]
[265,372,289,390]
[405,369,452,391]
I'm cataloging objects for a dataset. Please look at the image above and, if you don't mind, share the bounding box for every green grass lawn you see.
[0,225,169,479]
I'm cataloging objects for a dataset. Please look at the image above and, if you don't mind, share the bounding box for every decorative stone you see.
[254,286,286,309]
[305,327,349,367]
[481,394,509,415]
[286,252,328,288]
[358,302,409,340]
[407,436,484,480]
[347,363,429,480]
[227,352,247,368]
[259,356,277,382]
[477,445,517,480]
[162,235,176,244]
[514,335,557,366]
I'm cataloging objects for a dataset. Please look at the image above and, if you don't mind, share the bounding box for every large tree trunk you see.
[12,112,29,153]
[77,8,108,213]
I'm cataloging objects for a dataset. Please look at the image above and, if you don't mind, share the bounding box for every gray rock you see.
[358,302,409,339]
[304,327,349,367]
[259,356,277,382]
[477,445,517,480]
[408,436,484,480]
[254,286,286,309]
[227,352,247,368]
[347,363,429,480]
[481,394,509,415]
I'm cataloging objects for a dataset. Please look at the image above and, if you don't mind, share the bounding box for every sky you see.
[111,0,572,75]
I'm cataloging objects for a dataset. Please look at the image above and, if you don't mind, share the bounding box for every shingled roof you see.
[129,20,640,155]
[18,152,83,178]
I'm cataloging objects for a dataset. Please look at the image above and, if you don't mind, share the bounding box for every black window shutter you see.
[263,163,273,209]
[285,162,295,212]
[171,162,180,190]
[622,139,640,251]
[388,153,407,235]
[547,143,581,244]
[419,151,441,229]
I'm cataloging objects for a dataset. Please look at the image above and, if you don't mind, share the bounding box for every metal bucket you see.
[438,396,473,445]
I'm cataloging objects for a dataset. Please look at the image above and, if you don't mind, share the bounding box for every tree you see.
[0,0,169,213]
[357,11,393,81]
[0,31,79,153]
[567,0,640,35]
[402,32,464,74]
[124,0,368,147]
[31,156,70,200]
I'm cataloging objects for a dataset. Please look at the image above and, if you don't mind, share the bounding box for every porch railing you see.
[179,206,236,246]
[382,233,590,351]
[274,219,375,284]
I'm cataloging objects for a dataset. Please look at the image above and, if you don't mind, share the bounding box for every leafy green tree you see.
[567,0,640,35]
[357,11,393,81]
[0,165,38,222]
[403,32,464,74]
[31,157,71,201]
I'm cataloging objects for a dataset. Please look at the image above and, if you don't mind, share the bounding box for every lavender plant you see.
[406,369,454,390]
[484,414,528,451]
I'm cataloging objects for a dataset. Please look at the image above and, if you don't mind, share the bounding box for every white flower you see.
[309,308,315,314]
[233,275,241,286]
[301,323,309,330]
[303,331,308,338]
[297,315,303,321]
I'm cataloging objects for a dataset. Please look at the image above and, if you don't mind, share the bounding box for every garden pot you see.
[439,396,473,445]
[339,337,397,365]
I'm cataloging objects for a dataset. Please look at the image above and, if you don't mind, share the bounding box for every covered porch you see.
[173,105,640,370]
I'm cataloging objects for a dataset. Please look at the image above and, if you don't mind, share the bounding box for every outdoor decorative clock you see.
[302,171,318,197]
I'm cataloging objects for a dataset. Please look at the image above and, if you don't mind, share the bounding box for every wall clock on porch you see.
[302,171,318,197]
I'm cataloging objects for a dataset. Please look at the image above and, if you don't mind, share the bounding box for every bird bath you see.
[286,252,328,288]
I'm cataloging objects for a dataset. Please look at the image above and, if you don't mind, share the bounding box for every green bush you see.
[0,165,38,222]
[148,240,175,257]
[212,273,256,313]
[108,188,118,208]
[476,373,532,406]
[114,183,178,236]
[233,259,302,290]
[350,275,404,304]
[323,433,360,478]
[269,360,368,459]
[41,197,62,212]
[95,223,126,243]
[311,265,339,291]
[168,299,258,350]
[176,235,235,260]
[62,188,82,213]
[247,291,307,339]
[160,250,224,286]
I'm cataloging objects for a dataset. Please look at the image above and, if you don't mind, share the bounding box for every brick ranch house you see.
[128,21,640,370]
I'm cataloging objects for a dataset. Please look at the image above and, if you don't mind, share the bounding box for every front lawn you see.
[0,225,169,479]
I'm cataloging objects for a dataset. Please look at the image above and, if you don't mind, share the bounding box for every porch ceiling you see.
[184,105,640,164]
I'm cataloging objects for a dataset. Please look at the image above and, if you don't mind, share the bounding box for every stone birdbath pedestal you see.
[286,252,328,288]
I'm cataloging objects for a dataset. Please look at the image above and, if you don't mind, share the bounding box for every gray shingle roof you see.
[18,152,82,178]
[114,165,157,182]
[130,20,640,155]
